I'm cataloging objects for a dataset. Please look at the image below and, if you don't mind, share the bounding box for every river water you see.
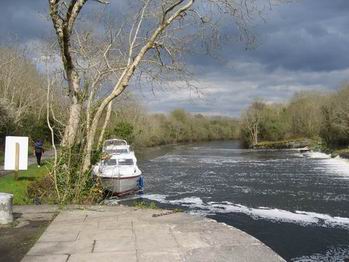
[129,141,349,261]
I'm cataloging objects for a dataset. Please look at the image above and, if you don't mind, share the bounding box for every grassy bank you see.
[0,164,48,205]
[253,138,314,149]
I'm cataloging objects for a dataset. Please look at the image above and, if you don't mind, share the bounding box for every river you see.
[129,141,349,261]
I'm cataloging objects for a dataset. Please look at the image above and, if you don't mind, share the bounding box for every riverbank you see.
[253,138,312,150]
[20,205,285,262]
[330,148,349,159]
[253,138,349,159]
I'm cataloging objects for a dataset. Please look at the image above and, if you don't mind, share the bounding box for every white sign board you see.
[4,136,28,171]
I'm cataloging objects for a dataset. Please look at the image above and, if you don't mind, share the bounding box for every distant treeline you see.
[240,85,349,150]
[105,105,240,147]
[0,47,239,149]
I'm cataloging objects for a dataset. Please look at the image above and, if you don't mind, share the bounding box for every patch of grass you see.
[0,164,49,205]
[132,200,159,209]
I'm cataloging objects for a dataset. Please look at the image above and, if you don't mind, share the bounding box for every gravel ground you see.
[0,205,58,262]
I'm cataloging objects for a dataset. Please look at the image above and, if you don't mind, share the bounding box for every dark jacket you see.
[34,141,44,154]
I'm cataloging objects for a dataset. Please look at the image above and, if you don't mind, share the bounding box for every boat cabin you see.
[103,139,130,155]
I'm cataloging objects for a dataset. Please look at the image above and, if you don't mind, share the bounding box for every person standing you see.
[34,139,44,167]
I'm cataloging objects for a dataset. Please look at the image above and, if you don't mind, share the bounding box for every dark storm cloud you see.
[1,0,349,116]
[186,0,349,73]
[0,1,50,42]
[239,0,349,72]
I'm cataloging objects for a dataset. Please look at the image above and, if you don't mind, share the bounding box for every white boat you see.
[93,139,143,196]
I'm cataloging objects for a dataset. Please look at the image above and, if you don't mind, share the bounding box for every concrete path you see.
[22,205,285,262]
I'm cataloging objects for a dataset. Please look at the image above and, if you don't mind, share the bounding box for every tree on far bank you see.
[240,100,265,147]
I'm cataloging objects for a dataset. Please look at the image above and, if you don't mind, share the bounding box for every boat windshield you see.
[103,159,117,166]
[118,159,134,166]
[105,148,129,154]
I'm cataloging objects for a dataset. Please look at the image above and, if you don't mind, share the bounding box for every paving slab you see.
[68,252,137,262]
[22,205,286,261]
[21,254,69,262]
[138,251,183,262]
[78,228,132,240]
[38,231,79,242]
[26,239,94,256]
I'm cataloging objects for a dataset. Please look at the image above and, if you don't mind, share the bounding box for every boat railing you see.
[103,139,128,147]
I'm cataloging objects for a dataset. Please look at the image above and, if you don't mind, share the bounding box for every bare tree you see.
[0,48,46,124]
[46,0,279,200]
[241,101,265,146]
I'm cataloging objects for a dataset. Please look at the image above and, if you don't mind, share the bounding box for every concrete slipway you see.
[21,205,285,262]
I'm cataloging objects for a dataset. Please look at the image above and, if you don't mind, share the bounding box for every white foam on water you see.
[295,211,349,228]
[142,194,206,208]
[291,246,349,262]
[141,194,349,229]
[301,151,349,177]
[142,194,168,203]
[207,202,349,229]
[197,156,240,165]
[323,156,349,176]
[169,196,205,206]
[304,151,331,159]
[293,153,305,158]
[203,170,217,175]
[152,154,272,167]
[207,202,318,225]
[151,154,187,163]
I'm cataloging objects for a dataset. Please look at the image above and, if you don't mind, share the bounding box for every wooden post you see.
[14,143,19,180]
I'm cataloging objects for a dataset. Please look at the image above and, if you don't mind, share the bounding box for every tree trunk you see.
[97,101,113,149]
[82,93,117,173]
[61,72,82,148]
[61,101,82,147]
[252,125,258,146]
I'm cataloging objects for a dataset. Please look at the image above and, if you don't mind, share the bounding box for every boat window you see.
[118,159,134,165]
[103,159,117,166]
[117,149,129,154]
[105,148,129,154]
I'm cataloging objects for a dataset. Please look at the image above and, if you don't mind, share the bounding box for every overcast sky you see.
[1,0,349,116]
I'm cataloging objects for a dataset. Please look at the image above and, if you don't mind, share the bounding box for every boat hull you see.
[99,175,141,196]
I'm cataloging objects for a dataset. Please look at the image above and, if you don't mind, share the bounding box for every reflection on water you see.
[132,141,349,261]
